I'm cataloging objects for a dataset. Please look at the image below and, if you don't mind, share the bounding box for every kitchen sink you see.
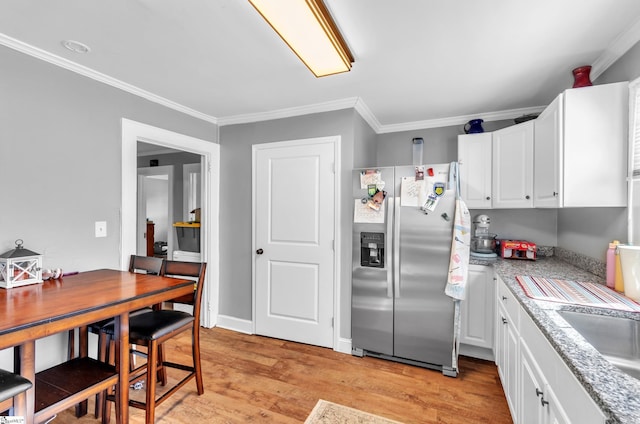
[557,310,640,380]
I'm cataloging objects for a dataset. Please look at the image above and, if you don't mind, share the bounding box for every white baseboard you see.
[459,344,495,362]
[216,314,254,334]
[335,337,352,355]
[214,314,353,356]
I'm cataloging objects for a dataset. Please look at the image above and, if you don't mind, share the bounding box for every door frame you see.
[251,136,342,349]
[121,118,220,328]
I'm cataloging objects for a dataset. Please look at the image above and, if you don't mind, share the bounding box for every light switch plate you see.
[95,221,107,238]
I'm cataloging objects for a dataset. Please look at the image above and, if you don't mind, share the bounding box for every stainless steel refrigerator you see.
[351,163,459,377]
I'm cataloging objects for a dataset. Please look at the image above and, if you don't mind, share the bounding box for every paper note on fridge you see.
[354,199,385,223]
[400,177,427,206]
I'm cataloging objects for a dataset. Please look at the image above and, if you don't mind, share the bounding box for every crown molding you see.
[375,106,546,134]
[216,97,360,126]
[592,15,640,80]
[353,98,382,133]
[5,18,638,136]
[0,33,218,125]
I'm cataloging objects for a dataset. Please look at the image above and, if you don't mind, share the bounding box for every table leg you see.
[114,312,129,424]
[75,326,90,417]
[17,341,35,424]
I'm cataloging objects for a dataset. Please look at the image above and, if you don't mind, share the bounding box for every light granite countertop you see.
[473,256,640,424]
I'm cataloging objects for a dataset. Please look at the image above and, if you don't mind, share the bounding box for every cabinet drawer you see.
[497,277,519,327]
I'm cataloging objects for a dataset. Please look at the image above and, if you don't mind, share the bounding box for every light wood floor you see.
[54,327,512,423]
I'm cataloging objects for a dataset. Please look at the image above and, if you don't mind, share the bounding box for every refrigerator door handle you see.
[386,196,394,298]
[393,196,401,298]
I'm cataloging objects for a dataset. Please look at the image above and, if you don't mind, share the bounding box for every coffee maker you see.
[470,214,497,258]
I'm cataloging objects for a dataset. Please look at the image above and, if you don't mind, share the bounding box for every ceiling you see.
[2,1,640,133]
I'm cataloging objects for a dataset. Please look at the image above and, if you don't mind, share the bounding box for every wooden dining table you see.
[0,269,194,424]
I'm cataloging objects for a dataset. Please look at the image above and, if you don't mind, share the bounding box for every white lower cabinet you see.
[496,281,519,420]
[495,276,605,424]
[460,265,495,360]
[520,340,570,424]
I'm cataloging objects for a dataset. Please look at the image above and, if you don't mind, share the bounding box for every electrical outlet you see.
[95,221,107,238]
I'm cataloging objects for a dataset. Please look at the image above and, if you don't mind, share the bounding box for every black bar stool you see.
[0,368,32,416]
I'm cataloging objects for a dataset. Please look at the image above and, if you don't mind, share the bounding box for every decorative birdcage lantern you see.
[0,239,43,289]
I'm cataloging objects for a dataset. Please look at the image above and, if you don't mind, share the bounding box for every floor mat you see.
[516,276,640,312]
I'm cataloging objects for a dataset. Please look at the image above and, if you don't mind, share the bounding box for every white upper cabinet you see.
[458,133,492,208]
[492,121,534,208]
[534,82,628,207]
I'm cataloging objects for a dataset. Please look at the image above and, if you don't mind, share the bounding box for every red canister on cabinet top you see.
[501,240,537,260]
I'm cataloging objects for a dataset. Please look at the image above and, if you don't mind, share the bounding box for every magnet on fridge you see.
[422,193,439,213]
[415,166,424,180]
[367,184,377,197]
[427,167,434,177]
[433,182,445,197]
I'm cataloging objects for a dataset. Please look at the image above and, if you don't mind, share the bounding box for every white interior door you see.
[253,137,336,348]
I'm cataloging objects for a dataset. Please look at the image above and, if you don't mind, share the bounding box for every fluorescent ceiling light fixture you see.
[249,0,354,77]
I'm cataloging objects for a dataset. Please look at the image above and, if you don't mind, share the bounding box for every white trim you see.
[627,77,640,244]
[353,98,381,133]
[218,97,360,126]
[335,337,352,355]
[216,315,254,335]
[121,118,220,328]
[375,106,547,134]
[6,13,640,136]
[0,33,217,124]
[592,15,640,80]
[251,136,342,350]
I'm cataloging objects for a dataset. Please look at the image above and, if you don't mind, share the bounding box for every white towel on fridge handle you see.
[445,197,471,300]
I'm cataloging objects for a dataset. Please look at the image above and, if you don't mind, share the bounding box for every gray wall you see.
[0,46,217,370]
[555,40,640,261]
[219,109,366,338]
[375,119,514,167]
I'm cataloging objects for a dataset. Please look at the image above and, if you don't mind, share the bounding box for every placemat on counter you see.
[516,276,640,312]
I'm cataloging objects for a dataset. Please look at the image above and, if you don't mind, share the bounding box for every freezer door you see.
[393,164,456,367]
[351,167,394,356]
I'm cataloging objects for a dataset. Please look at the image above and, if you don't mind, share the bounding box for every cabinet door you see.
[460,265,494,350]
[492,121,534,208]
[496,302,518,421]
[563,82,628,207]
[505,317,519,419]
[458,133,492,208]
[520,340,545,424]
[544,384,571,424]
[534,94,563,208]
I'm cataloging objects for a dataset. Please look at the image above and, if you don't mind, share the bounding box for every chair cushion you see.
[0,369,32,403]
[128,310,194,341]
[89,307,153,334]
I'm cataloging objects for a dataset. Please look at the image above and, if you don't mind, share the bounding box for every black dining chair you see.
[0,368,32,416]
[69,254,165,418]
[102,260,206,424]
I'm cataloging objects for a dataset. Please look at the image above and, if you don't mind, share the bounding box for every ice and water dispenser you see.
[360,232,385,268]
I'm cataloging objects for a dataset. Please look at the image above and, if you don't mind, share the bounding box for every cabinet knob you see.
[540,397,549,407]
[553,191,558,197]
[486,196,491,200]
[502,296,507,301]
[256,248,264,255]
[525,195,530,200]
[501,317,508,324]
[535,388,543,397]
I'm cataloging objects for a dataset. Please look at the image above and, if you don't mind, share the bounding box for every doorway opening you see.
[121,119,220,328]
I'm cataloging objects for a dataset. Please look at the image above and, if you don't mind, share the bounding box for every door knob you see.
[256,248,264,255]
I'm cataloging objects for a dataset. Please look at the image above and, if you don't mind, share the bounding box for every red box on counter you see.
[501,240,537,260]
